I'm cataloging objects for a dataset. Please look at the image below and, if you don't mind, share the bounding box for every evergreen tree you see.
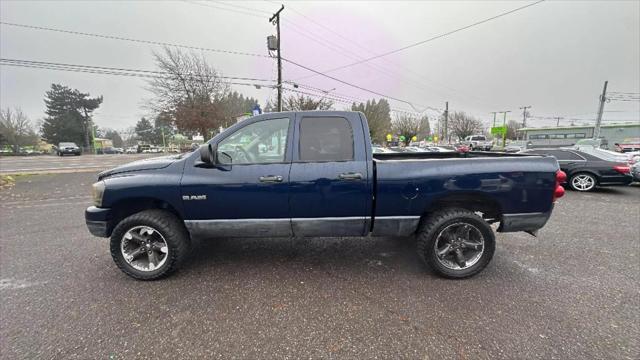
[41,84,102,148]
[135,117,155,144]
[352,99,391,144]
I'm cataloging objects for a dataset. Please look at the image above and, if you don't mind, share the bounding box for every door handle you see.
[338,172,363,181]
[259,175,283,183]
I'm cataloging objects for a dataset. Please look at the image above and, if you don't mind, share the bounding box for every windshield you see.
[59,142,77,147]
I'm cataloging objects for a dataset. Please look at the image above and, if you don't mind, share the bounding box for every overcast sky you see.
[1,0,639,132]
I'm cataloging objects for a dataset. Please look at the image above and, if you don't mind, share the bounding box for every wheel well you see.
[421,193,502,227]
[109,198,181,235]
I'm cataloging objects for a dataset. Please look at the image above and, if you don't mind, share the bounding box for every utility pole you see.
[499,111,511,148]
[519,105,531,140]
[519,105,531,128]
[594,80,608,139]
[443,102,449,144]
[161,127,166,152]
[554,116,563,127]
[269,5,285,112]
[490,112,498,128]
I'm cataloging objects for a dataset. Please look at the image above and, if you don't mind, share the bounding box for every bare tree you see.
[146,46,229,137]
[0,107,39,153]
[392,114,426,145]
[267,94,333,112]
[448,111,483,140]
[506,120,522,140]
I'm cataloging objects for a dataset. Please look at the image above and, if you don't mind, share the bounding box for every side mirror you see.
[199,144,215,164]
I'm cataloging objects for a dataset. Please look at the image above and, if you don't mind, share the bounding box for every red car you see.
[614,138,640,153]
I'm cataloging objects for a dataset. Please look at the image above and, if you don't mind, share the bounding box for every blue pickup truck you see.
[86,111,565,280]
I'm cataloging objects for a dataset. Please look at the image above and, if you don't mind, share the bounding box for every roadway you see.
[0,154,163,175]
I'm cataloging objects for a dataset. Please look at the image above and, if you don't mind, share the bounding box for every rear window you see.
[299,117,354,161]
[471,136,485,141]
[529,150,585,160]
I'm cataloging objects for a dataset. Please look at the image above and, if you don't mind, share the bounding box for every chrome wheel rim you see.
[121,226,169,272]
[434,222,485,270]
[572,174,595,191]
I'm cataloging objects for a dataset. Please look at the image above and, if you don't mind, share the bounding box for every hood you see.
[98,155,181,180]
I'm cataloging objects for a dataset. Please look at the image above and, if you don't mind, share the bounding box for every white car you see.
[463,135,493,151]
[125,147,137,154]
[425,146,455,153]
[372,146,394,154]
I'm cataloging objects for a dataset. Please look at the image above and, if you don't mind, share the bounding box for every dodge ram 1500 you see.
[86,111,565,280]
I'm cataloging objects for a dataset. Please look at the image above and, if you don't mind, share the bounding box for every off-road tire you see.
[110,209,190,280]
[417,208,495,279]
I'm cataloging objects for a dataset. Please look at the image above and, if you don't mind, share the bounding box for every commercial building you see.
[517,123,639,148]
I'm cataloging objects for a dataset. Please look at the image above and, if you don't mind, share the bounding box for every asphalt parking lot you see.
[1,171,639,359]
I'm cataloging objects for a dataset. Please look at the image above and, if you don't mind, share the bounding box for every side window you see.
[299,117,354,162]
[217,118,289,164]
[548,150,584,161]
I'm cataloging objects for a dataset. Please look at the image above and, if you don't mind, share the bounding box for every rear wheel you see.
[417,208,495,279]
[569,173,596,192]
[110,210,190,280]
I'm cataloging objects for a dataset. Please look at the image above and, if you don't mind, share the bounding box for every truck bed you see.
[373,151,535,161]
[370,152,559,236]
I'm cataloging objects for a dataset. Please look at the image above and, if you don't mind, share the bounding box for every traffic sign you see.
[491,126,507,135]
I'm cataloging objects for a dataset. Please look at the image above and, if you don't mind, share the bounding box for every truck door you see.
[180,115,294,238]
[289,113,372,236]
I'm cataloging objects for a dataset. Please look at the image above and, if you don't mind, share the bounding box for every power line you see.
[281,57,441,112]
[0,58,276,88]
[182,0,264,18]
[282,87,420,116]
[0,20,437,112]
[210,0,271,15]
[1,58,275,82]
[258,1,497,109]
[306,0,546,75]
[0,21,269,58]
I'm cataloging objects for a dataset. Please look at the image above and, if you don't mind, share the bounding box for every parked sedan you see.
[372,146,394,154]
[523,148,632,192]
[56,142,81,156]
[101,146,123,154]
[505,140,532,153]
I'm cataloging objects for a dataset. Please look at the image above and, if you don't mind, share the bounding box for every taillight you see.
[553,170,566,202]
[613,165,630,174]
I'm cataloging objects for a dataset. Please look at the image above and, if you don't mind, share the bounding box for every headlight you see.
[92,181,106,207]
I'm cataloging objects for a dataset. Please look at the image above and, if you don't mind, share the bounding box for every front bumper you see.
[60,149,81,154]
[598,175,634,186]
[85,206,112,237]
[498,211,552,233]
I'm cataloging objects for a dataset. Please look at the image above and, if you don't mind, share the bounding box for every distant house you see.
[517,123,639,149]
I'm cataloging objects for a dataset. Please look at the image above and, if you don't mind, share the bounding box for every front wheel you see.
[569,173,596,192]
[417,208,495,279]
[110,210,191,280]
